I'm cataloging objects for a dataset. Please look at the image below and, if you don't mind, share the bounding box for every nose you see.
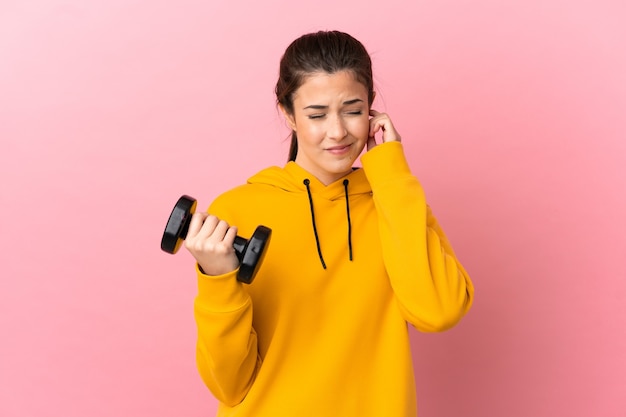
[327,114,348,140]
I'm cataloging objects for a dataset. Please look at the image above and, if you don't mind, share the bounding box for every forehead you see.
[293,70,368,104]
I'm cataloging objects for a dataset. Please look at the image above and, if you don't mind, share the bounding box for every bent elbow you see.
[214,388,247,408]
[414,309,464,332]
[412,293,472,333]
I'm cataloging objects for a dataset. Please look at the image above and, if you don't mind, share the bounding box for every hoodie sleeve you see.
[193,211,261,405]
[361,142,474,332]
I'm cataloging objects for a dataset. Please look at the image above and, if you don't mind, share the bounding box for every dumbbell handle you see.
[232,237,248,261]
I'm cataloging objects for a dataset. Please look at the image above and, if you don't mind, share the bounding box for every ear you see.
[279,104,297,131]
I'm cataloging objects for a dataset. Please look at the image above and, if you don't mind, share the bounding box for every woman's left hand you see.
[367,109,401,151]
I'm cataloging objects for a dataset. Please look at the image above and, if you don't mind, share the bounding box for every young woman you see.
[184,30,474,416]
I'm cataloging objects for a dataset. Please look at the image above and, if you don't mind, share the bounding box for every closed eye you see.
[308,114,325,120]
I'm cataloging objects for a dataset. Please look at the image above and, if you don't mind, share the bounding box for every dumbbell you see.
[161,195,271,284]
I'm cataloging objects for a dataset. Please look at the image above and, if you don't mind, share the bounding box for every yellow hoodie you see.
[193,142,474,416]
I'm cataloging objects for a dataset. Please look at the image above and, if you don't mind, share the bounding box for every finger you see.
[371,112,401,143]
[382,121,401,142]
[369,117,384,138]
[223,225,238,246]
[210,219,232,242]
[196,214,220,240]
[187,211,209,238]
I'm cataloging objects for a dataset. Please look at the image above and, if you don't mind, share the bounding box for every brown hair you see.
[275,31,375,161]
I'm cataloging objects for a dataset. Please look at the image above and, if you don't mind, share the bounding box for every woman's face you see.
[281,70,370,185]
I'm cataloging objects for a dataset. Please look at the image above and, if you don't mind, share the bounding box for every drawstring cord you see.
[303,178,354,269]
[343,179,353,261]
[303,179,327,269]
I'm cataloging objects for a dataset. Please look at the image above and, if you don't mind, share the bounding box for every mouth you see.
[325,144,352,154]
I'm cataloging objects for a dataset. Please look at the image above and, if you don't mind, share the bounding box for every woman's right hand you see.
[184,212,240,276]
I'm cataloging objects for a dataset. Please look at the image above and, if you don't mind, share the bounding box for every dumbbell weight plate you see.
[236,226,272,283]
[161,195,197,254]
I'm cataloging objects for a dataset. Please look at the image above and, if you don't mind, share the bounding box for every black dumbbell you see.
[161,195,271,284]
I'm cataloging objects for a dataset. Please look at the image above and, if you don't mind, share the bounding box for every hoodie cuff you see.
[195,264,250,312]
[361,141,412,186]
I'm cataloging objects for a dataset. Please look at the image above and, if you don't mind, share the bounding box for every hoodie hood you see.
[248,162,372,199]
[248,162,373,269]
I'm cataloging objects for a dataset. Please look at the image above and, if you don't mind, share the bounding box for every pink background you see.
[1,1,625,416]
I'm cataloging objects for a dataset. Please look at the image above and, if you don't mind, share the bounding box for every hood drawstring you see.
[343,179,353,261]
[303,179,327,269]
[303,178,354,269]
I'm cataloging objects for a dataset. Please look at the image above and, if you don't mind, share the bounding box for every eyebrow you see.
[303,98,364,110]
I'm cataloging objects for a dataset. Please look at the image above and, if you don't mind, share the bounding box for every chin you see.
[329,160,357,175]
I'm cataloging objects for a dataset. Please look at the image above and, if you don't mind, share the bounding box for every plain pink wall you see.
[1,1,625,416]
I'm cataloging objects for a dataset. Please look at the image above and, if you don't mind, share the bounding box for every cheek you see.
[350,118,370,139]
[301,122,323,140]
[295,120,323,144]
